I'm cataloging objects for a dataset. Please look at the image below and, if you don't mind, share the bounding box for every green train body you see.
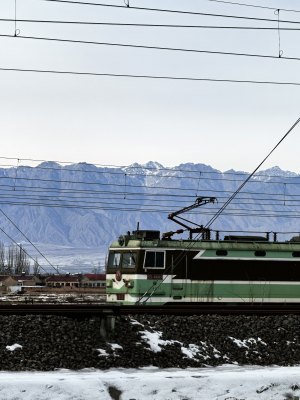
[106,230,300,305]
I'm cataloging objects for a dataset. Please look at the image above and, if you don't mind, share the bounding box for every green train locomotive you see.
[106,197,300,305]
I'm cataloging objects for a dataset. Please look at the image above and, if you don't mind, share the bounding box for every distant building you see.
[14,275,41,287]
[0,275,42,293]
[0,276,17,289]
[81,274,106,288]
[45,275,79,288]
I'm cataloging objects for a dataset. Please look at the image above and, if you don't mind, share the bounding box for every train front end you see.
[106,230,165,305]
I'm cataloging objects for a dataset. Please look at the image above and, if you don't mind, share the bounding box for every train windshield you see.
[144,251,165,269]
[108,252,121,268]
[107,252,136,269]
[122,252,136,269]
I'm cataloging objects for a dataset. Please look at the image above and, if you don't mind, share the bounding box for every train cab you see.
[106,230,167,304]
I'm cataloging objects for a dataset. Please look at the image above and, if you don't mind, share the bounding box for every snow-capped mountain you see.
[0,161,299,271]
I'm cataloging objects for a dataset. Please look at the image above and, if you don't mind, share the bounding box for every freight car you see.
[106,197,300,305]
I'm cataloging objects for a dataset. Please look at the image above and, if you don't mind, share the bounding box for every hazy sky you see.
[1,0,300,172]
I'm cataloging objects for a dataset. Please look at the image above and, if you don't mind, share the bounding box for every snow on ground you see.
[0,366,300,399]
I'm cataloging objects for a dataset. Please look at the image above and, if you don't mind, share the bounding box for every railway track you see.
[118,303,300,315]
[0,303,116,316]
[0,302,300,316]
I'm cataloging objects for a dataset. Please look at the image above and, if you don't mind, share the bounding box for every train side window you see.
[292,251,300,257]
[255,250,266,257]
[144,251,165,269]
[216,250,227,256]
[122,252,136,269]
[107,252,121,268]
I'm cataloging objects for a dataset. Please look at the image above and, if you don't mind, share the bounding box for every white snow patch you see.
[213,347,221,358]
[181,344,200,359]
[97,348,109,357]
[229,337,250,348]
[130,319,144,327]
[6,344,22,352]
[140,330,180,353]
[257,337,267,346]
[181,343,212,360]
[229,337,266,349]
[0,366,300,399]
[108,343,123,351]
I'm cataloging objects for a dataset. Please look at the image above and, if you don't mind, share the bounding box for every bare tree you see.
[0,242,5,273]
[14,245,30,275]
[33,258,40,276]
[6,245,14,275]
[5,244,30,275]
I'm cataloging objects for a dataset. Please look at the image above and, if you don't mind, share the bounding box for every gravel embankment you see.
[0,314,300,370]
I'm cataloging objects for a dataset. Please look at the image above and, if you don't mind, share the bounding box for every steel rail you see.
[0,303,117,316]
[117,303,300,315]
[0,303,299,316]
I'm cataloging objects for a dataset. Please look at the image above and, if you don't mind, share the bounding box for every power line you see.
[1,66,300,86]
[0,192,299,215]
[0,225,47,273]
[0,175,299,201]
[0,157,300,189]
[2,168,300,188]
[3,169,300,199]
[1,198,300,219]
[2,17,300,30]
[0,185,296,208]
[205,0,277,10]
[0,191,299,209]
[2,188,300,209]
[0,156,298,181]
[206,116,300,228]
[42,0,300,25]
[0,155,297,180]
[204,0,300,13]
[3,33,300,62]
[3,186,300,205]
[0,208,59,274]
[2,173,300,196]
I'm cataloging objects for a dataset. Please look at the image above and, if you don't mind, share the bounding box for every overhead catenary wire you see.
[3,17,300,30]
[0,174,300,202]
[204,0,300,13]
[0,162,297,184]
[0,183,299,212]
[0,191,299,210]
[42,0,300,25]
[1,198,300,219]
[1,161,300,199]
[2,165,300,190]
[0,208,60,274]
[205,0,277,10]
[3,187,300,210]
[4,33,300,62]
[2,66,300,86]
[0,224,48,273]
[205,116,300,228]
[0,172,294,211]
[0,155,300,181]
[3,174,300,197]
[0,155,297,180]
[0,180,300,204]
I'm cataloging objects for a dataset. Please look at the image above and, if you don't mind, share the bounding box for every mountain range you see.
[0,161,299,272]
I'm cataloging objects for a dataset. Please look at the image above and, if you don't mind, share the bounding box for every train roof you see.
[109,237,300,252]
